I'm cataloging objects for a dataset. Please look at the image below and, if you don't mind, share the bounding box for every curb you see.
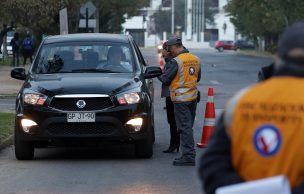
[238,50,273,58]
[0,134,13,150]
[0,95,17,99]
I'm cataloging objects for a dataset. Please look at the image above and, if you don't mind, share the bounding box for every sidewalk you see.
[0,65,26,97]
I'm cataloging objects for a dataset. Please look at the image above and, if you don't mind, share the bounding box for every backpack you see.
[22,37,33,51]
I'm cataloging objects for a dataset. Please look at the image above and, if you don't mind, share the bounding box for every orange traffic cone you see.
[197,87,216,148]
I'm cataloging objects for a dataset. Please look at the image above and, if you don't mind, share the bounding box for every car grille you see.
[49,97,114,111]
[47,122,116,136]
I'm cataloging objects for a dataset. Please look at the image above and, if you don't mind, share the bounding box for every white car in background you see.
[1,31,14,55]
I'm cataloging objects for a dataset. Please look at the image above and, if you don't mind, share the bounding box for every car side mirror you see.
[144,66,162,79]
[11,67,26,80]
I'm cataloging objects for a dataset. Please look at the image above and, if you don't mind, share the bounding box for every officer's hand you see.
[161,49,170,58]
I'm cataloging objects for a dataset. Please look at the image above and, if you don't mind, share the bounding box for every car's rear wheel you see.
[15,134,34,160]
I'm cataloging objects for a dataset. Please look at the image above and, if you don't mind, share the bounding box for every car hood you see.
[24,73,142,96]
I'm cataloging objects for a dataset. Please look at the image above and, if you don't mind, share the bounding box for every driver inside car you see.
[99,46,132,72]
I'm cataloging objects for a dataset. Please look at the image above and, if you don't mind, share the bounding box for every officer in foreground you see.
[199,22,304,194]
[161,37,201,166]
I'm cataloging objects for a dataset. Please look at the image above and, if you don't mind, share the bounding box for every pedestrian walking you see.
[161,37,201,166]
[22,32,34,66]
[10,32,20,67]
[158,41,180,153]
[199,22,304,194]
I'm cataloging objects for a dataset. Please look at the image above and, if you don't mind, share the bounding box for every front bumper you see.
[15,103,151,144]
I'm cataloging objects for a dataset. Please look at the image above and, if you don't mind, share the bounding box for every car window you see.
[132,40,146,67]
[33,42,134,74]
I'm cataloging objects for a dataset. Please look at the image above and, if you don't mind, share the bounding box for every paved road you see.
[0,48,272,194]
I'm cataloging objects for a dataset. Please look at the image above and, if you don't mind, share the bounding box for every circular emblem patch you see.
[253,124,282,157]
[189,67,195,75]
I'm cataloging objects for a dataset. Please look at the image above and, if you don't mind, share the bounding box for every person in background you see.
[158,41,180,153]
[22,32,35,66]
[10,32,20,67]
[198,21,304,194]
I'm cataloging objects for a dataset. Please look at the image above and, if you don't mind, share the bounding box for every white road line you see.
[210,80,222,85]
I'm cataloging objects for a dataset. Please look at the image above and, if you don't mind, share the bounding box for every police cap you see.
[166,36,182,46]
[278,21,304,64]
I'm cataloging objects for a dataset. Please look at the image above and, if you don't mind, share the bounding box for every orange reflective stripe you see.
[170,53,200,102]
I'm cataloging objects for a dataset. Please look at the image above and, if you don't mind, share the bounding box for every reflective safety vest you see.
[169,53,200,102]
[225,77,304,188]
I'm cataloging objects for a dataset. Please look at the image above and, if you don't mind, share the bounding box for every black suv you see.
[11,33,162,160]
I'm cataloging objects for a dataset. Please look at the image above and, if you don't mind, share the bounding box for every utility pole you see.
[86,8,89,33]
[202,0,205,42]
[171,0,175,35]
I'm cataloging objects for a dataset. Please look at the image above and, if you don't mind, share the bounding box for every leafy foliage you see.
[225,0,304,51]
[0,0,149,41]
[0,0,84,42]
[89,0,149,33]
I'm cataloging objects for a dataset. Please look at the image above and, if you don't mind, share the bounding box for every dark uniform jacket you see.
[158,56,173,98]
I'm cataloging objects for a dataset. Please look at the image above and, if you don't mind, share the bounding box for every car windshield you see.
[32,42,135,74]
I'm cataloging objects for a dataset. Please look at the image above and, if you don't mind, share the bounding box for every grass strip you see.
[0,112,15,149]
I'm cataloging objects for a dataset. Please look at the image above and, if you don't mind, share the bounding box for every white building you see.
[205,0,236,42]
[122,0,236,48]
[122,0,163,47]
[184,0,236,47]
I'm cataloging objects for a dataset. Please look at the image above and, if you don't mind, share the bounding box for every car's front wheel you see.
[15,134,34,160]
[135,137,153,158]
[135,121,153,158]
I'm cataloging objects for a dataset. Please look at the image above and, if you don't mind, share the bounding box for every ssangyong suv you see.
[10,33,162,160]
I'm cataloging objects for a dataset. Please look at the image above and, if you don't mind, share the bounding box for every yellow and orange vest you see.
[170,53,200,102]
[225,77,304,188]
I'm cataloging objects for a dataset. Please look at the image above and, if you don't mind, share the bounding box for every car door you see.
[131,40,154,100]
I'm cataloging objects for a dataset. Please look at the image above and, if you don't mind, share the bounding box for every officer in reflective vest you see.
[199,22,304,194]
[161,36,201,166]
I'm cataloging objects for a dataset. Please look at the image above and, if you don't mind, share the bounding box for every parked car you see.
[234,39,255,50]
[11,33,162,160]
[215,40,235,52]
[1,39,13,55]
[1,31,14,55]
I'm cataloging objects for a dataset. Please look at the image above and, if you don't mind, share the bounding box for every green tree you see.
[225,0,304,51]
[92,0,149,33]
[0,0,149,42]
[0,0,84,43]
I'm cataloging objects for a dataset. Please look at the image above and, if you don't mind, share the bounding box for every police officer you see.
[162,37,201,166]
[199,22,304,194]
[159,41,180,153]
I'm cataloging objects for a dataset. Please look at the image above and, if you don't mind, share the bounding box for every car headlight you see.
[24,93,47,105]
[117,92,141,105]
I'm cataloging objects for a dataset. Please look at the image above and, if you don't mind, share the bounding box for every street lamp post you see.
[171,0,175,35]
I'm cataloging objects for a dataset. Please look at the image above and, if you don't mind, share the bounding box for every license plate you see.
[67,112,95,122]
